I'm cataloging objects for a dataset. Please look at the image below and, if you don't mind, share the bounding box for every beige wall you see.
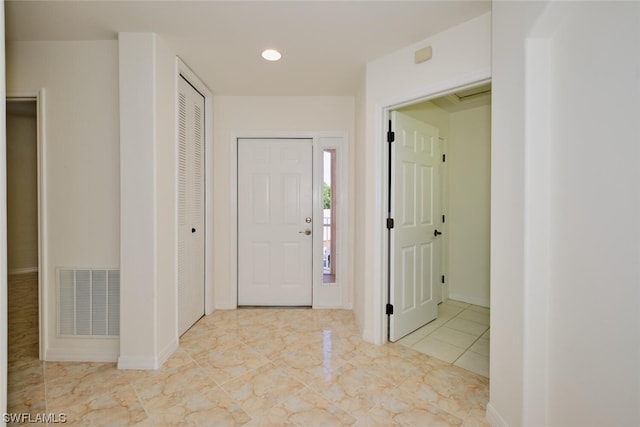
[6,105,38,274]
[6,40,121,360]
[449,104,491,306]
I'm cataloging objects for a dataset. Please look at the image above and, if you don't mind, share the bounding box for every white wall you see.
[211,96,355,309]
[353,77,367,331]
[6,40,121,360]
[449,104,490,306]
[489,2,640,426]
[362,12,491,344]
[119,33,178,369]
[6,108,38,273]
[1,0,7,416]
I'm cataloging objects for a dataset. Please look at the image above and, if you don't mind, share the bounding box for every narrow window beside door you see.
[323,149,337,284]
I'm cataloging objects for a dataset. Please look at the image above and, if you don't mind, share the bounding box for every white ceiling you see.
[5,1,491,96]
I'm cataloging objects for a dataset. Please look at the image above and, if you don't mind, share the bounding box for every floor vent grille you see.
[58,268,119,337]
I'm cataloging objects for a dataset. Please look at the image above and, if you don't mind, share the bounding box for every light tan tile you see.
[412,336,466,363]
[457,309,490,326]
[463,407,492,427]
[309,362,395,419]
[45,362,130,409]
[146,384,250,426]
[132,361,209,410]
[8,360,43,392]
[469,338,490,356]
[250,389,356,427]
[7,383,46,416]
[467,304,490,314]
[431,327,479,349]
[395,366,489,420]
[359,393,464,427]
[455,351,490,378]
[396,331,425,347]
[194,342,270,385]
[441,300,471,309]
[221,363,307,417]
[445,318,489,337]
[7,287,490,427]
[47,384,148,427]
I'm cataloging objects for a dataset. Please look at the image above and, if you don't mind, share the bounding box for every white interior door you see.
[178,76,205,335]
[238,138,313,306]
[389,111,441,342]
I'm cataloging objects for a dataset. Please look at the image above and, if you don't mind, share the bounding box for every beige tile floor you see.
[8,273,490,426]
[396,300,490,378]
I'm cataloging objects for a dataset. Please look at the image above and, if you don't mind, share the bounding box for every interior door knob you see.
[298,229,312,236]
[434,229,442,237]
[192,228,196,233]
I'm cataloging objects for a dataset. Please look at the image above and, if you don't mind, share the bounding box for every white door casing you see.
[389,111,441,342]
[177,76,205,335]
[238,138,313,306]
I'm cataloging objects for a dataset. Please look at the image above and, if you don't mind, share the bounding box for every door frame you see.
[230,132,350,309]
[7,90,46,359]
[379,73,491,343]
[175,58,214,317]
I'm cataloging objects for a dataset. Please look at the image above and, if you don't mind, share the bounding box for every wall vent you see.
[58,268,120,337]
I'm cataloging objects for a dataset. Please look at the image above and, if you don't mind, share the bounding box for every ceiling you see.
[5,1,491,96]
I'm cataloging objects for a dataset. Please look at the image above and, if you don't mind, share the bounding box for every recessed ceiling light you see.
[261,49,282,61]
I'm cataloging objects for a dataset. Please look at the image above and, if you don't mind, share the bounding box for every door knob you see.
[434,229,442,237]
[298,229,312,236]
[192,228,196,233]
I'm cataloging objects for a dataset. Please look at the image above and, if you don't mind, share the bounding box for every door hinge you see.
[386,303,394,315]
[442,275,445,284]
[442,153,446,162]
[387,120,395,143]
[386,218,395,229]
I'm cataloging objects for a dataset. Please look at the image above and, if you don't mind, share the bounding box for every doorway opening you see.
[385,84,492,377]
[6,97,41,371]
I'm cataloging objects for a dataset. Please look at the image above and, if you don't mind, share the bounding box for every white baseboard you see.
[117,339,179,370]
[448,293,490,308]
[486,402,509,427]
[157,339,179,367]
[9,267,39,275]
[45,347,118,363]
[117,355,159,370]
[214,303,237,310]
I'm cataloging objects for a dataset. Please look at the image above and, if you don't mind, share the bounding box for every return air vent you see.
[58,268,120,337]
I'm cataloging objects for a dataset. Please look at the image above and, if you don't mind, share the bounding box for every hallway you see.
[7,273,489,426]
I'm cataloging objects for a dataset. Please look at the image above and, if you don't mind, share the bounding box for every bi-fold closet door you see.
[177,75,205,336]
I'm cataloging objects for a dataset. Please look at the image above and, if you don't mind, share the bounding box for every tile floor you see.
[396,300,490,378]
[7,273,490,426]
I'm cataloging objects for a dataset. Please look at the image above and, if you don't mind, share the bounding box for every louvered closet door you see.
[178,76,205,336]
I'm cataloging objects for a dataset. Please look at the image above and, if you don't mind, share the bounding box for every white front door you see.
[238,138,313,306]
[177,76,205,335]
[389,111,441,342]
